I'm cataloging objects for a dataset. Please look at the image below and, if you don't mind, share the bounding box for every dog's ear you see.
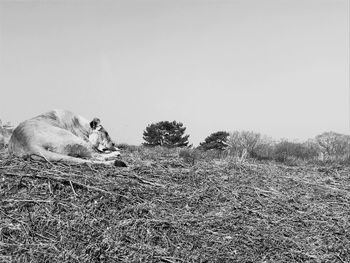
[89,118,101,130]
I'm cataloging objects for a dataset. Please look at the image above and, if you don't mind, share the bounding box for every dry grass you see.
[1,148,350,262]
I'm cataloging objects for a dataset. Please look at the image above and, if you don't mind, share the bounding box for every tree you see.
[143,121,190,147]
[315,132,350,159]
[199,131,229,151]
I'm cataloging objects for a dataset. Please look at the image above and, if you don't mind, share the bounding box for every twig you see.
[157,256,185,263]
[2,199,53,203]
[130,172,165,187]
[159,258,176,263]
[48,181,53,195]
[2,172,130,200]
[337,254,346,263]
[69,180,78,196]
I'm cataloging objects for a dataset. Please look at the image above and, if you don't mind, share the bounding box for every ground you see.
[1,148,350,263]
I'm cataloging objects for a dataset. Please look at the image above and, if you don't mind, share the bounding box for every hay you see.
[1,149,350,262]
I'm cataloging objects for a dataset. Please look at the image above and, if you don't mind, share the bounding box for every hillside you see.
[1,148,350,262]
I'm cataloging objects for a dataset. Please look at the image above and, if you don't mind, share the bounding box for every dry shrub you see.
[0,136,5,149]
[178,148,203,165]
[116,143,141,153]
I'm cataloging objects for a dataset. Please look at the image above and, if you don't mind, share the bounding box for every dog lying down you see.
[8,109,127,167]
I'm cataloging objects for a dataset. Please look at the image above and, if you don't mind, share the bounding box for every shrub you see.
[273,141,318,162]
[0,134,5,149]
[179,148,202,165]
[226,130,263,158]
[116,143,140,153]
[0,120,13,149]
[251,139,275,161]
[315,132,350,160]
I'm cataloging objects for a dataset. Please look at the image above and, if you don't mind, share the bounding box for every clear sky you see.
[0,0,349,146]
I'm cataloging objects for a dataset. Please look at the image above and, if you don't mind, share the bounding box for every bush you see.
[0,134,5,149]
[315,132,350,160]
[116,143,140,153]
[226,131,265,158]
[0,120,13,149]
[251,141,275,161]
[273,141,319,162]
[179,148,202,165]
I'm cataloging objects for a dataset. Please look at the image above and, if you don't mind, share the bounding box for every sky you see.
[0,0,349,146]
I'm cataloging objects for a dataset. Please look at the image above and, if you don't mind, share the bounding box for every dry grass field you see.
[1,147,350,263]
